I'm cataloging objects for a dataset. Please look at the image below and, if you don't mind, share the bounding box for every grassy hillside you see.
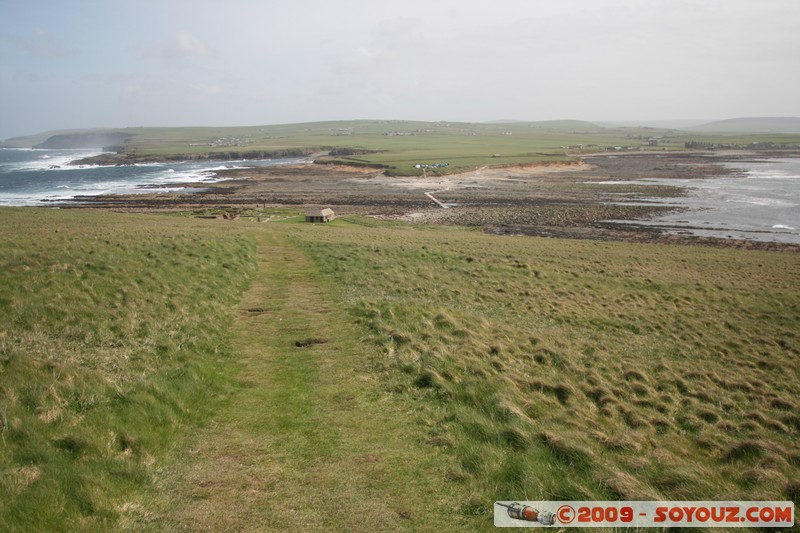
[1,208,799,530]
[289,218,800,511]
[0,208,256,532]
[7,119,800,176]
[0,129,129,149]
[115,120,659,175]
[1,120,686,175]
[692,117,800,134]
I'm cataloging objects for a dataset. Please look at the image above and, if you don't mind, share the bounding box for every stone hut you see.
[305,208,335,223]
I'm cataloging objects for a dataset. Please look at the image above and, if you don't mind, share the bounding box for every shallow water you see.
[607,158,800,244]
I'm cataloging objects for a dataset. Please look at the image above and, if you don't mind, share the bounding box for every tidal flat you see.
[74,152,800,252]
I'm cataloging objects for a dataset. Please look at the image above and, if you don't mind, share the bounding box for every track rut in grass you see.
[125,229,476,532]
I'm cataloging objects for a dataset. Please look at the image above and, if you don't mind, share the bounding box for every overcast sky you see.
[1,0,799,139]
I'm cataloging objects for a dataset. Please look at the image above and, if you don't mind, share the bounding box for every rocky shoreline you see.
[71,151,799,253]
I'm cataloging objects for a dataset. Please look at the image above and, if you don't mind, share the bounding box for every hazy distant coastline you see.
[5,116,800,148]
[4,117,800,173]
[4,118,800,248]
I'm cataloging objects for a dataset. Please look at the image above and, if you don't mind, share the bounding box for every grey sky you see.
[1,0,799,139]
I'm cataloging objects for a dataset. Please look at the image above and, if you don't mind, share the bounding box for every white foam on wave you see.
[0,191,84,206]
[772,224,797,230]
[745,169,800,180]
[196,164,252,172]
[2,153,298,205]
[4,151,106,172]
[723,195,797,208]
[152,169,217,183]
[146,165,244,185]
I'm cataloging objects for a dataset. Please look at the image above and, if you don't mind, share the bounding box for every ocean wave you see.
[0,191,83,206]
[146,165,247,184]
[5,151,105,171]
[1,154,298,206]
[746,170,800,180]
[724,196,797,208]
[196,164,252,172]
[153,170,215,183]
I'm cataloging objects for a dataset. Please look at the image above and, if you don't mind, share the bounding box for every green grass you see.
[0,208,256,532]
[2,208,799,530]
[288,217,800,512]
[113,120,640,174]
[122,231,477,531]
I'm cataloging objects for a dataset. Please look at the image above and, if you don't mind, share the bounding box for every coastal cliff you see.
[70,148,313,166]
[34,132,134,150]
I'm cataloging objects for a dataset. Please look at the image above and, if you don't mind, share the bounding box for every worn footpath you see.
[127,228,477,531]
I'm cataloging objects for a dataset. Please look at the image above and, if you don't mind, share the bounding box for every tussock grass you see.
[4,207,799,529]
[289,217,800,517]
[0,208,255,531]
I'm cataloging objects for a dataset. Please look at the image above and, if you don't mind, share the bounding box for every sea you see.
[0,148,306,207]
[604,158,800,245]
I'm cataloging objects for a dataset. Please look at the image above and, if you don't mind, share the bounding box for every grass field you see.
[102,120,668,175]
[288,219,800,511]
[8,120,800,177]
[1,208,799,530]
[0,208,256,531]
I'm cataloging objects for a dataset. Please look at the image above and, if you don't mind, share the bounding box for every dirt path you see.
[131,228,476,531]
[424,191,449,208]
[423,166,490,208]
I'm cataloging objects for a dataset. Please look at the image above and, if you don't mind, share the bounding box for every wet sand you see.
[73,151,800,252]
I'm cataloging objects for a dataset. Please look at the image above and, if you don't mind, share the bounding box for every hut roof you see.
[306,208,334,217]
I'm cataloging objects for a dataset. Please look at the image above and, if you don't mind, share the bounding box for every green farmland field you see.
[8,119,800,176]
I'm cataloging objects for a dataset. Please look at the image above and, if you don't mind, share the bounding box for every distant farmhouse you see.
[305,208,335,223]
